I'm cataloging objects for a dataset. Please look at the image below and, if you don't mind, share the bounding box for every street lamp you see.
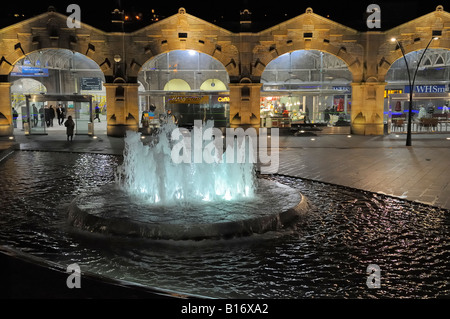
[390,35,438,146]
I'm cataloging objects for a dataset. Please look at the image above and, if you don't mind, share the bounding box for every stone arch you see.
[10,78,47,111]
[137,49,230,92]
[259,48,355,82]
[378,5,450,80]
[11,48,103,69]
[129,9,240,80]
[10,77,47,93]
[8,48,106,96]
[5,47,108,78]
[164,79,191,91]
[136,44,238,81]
[382,47,450,85]
[199,79,228,91]
[379,42,450,80]
[253,42,362,83]
[0,11,113,80]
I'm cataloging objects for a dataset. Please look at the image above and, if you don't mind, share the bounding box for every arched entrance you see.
[138,50,230,128]
[10,78,47,130]
[384,48,450,133]
[9,48,105,135]
[260,50,353,131]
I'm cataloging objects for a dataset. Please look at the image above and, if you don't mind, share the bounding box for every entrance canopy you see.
[25,94,93,136]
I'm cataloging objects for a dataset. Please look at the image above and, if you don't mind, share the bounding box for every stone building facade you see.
[0,6,449,136]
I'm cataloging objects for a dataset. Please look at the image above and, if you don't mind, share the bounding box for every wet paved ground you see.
[277,134,450,210]
[2,127,450,210]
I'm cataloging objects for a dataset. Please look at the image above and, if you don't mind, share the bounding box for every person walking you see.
[45,106,50,127]
[49,105,55,127]
[39,105,45,127]
[94,104,101,122]
[56,104,63,125]
[12,107,18,128]
[64,115,75,141]
[32,104,38,127]
[442,101,449,115]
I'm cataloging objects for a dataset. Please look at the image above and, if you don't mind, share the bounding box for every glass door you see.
[74,101,92,135]
[26,98,47,134]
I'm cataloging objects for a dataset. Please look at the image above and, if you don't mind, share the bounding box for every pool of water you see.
[0,151,449,298]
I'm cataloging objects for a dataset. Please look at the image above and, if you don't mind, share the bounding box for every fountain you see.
[67,121,310,240]
[1,126,449,298]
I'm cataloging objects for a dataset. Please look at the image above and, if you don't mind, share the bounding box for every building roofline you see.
[0,6,448,37]
[130,9,235,36]
[385,5,449,34]
[257,8,359,35]
[0,11,108,35]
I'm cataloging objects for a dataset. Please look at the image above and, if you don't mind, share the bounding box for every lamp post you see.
[390,36,437,146]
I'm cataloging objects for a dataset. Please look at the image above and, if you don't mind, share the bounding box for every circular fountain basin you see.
[67,179,309,240]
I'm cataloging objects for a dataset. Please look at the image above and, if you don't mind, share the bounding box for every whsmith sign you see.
[404,85,446,93]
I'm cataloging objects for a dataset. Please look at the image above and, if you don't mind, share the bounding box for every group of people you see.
[31,104,66,128]
[12,104,67,129]
[418,101,449,120]
[141,105,178,128]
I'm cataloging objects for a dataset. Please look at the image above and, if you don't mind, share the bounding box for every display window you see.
[260,50,352,130]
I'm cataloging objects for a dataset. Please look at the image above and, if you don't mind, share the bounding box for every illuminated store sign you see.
[384,89,403,98]
[217,96,230,103]
[167,95,209,104]
[404,85,446,93]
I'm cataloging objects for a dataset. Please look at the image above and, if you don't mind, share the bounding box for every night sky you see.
[0,0,447,32]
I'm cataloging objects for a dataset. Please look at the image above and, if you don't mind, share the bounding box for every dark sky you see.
[0,0,447,32]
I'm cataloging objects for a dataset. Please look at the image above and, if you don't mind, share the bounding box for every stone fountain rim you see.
[67,179,310,240]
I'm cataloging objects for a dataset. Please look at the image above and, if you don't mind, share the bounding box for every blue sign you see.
[404,85,446,93]
[10,66,49,77]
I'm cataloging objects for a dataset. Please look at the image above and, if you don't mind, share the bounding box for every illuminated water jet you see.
[115,121,256,205]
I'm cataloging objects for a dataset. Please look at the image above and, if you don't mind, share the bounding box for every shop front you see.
[384,49,450,133]
[260,50,353,133]
[260,85,351,130]
[139,91,230,130]
[138,50,231,131]
[387,92,450,133]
